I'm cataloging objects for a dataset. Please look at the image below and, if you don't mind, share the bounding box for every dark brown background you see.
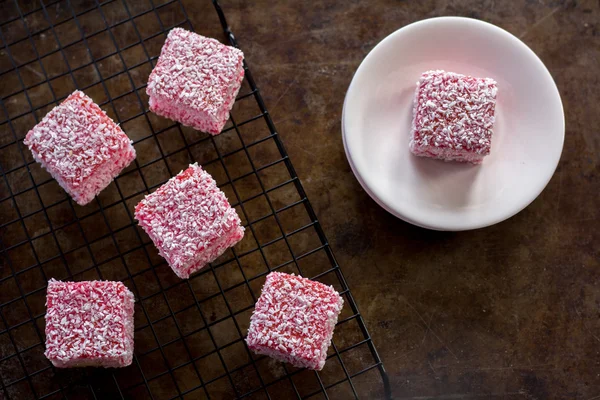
[0,0,598,399]
[203,0,600,399]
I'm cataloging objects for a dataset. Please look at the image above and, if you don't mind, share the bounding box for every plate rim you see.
[341,16,565,231]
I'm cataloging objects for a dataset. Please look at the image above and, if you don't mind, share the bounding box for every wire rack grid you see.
[0,0,391,399]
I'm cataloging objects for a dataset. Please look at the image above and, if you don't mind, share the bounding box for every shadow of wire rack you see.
[0,0,391,399]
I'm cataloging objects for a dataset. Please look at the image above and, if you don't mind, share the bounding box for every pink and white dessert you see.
[146,28,245,135]
[409,70,498,164]
[246,272,344,371]
[44,279,135,368]
[23,90,136,205]
[134,163,244,279]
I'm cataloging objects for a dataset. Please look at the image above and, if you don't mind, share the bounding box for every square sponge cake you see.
[23,90,136,205]
[246,272,343,371]
[134,163,244,279]
[409,70,498,164]
[146,28,244,135]
[44,279,135,368]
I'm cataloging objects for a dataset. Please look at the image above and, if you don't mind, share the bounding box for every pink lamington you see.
[146,28,244,135]
[409,70,498,164]
[246,272,344,371]
[134,163,244,279]
[23,90,136,205]
[44,279,135,368]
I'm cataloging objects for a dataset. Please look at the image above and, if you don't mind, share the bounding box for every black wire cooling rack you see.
[0,1,391,399]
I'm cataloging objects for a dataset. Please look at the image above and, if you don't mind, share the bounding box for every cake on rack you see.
[44,279,135,368]
[246,272,344,371]
[134,163,244,279]
[146,28,245,135]
[23,90,136,205]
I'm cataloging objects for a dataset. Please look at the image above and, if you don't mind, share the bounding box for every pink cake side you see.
[148,65,244,134]
[179,223,244,279]
[246,272,344,371]
[146,28,245,135]
[44,279,135,368]
[134,163,244,279]
[23,90,136,205]
[41,144,136,205]
[409,70,497,164]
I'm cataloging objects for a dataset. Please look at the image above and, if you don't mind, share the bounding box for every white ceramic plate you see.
[342,17,564,231]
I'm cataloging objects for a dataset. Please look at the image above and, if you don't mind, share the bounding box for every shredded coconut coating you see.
[134,163,244,279]
[246,272,344,371]
[409,70,498,164]
[44,279,135,368]
[23,90,136,205]
[146,28,245,135]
